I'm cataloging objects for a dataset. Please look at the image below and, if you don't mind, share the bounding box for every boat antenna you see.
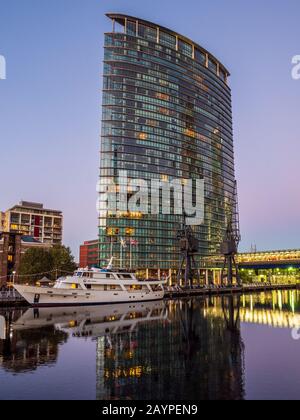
[107,256,114,270]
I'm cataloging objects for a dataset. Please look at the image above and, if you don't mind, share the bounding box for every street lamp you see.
[12,271,16,286]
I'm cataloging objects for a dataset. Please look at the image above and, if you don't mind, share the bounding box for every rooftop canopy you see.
[106,13,230,77]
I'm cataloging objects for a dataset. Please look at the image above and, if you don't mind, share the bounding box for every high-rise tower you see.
[99,14,237,279]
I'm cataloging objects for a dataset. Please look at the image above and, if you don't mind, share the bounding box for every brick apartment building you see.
[0,201,62,285]
[79,240,99,268]
[2,201,63,245]
[0,232,51,285]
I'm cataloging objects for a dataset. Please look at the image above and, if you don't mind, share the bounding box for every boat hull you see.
[13,284,165,307]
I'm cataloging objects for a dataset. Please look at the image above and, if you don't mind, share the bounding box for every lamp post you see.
[12,271,16,286]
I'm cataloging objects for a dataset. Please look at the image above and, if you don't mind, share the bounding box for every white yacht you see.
[14,259,167,307]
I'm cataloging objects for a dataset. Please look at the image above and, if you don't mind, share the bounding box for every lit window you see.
[156,92,169,101]
[147,119,158,127]
[159,107,170,115]
[184,129,196,138]
[138,133,148,140]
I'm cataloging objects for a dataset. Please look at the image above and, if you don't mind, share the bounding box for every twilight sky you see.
[0,0,300,258]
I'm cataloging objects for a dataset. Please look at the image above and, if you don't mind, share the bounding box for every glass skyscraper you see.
[99,14,236,278]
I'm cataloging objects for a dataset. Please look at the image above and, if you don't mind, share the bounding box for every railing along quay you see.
[0,290,27,307]
[164,283,299,299]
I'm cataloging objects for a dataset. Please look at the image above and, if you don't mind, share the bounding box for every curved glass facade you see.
[99,14,236,273]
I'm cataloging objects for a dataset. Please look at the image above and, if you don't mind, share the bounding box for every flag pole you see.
[130,240,132,270]
[120,239,123,269]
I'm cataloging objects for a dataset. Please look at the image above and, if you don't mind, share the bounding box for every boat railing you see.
[0,289,24,302]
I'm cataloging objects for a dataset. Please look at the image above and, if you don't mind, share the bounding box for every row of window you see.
[103,105,231,138]
[108,27,227,82]
[103,61,231,114]
[98,168,235,195]
[102,110,233,156]
[106,108,231,149]
[100,150,234,176]
[100,139,234,173]
[100,155,234,185]
[104,51,231,109]
[106,75,232,120]
[102,86,232,137]
[101,130,234,170]
[98,210,230,227]
[103,43,231,106]
[105,34,230,99]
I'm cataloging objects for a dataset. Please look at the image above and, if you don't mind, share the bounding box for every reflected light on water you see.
[0,290,300,400]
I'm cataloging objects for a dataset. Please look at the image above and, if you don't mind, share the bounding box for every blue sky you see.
[0,0,300,258]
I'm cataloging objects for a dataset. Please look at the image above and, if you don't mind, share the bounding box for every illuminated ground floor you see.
[137,267,300,286]
[93,247,300,287]
[239,268,300,285]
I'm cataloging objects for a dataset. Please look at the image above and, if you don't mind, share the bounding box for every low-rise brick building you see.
[0,232,51,285]
[79,240,99,268]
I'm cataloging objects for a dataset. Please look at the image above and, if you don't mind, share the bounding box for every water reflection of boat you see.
[13,301,168,338]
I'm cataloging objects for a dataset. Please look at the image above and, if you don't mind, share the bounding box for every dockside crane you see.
[220,181,241,286]
[177,216,200,288]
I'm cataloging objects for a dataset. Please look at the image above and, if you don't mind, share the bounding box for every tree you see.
[18,245,77,283]
[18,248,54,283]
[49,245,77,278]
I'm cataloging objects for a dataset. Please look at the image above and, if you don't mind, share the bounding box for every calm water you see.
[1,291,300,400]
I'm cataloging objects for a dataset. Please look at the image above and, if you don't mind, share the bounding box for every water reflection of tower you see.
[221,295,245,400]
[96,307,169,400]
[176,298,245,400]
[96,299,245,400]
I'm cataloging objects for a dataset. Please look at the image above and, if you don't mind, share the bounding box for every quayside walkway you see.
[164,283,299,299]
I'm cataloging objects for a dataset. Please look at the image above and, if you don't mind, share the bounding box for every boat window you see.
[121,274,132,279]
[130,285,142,291]
[86,284,92,290]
